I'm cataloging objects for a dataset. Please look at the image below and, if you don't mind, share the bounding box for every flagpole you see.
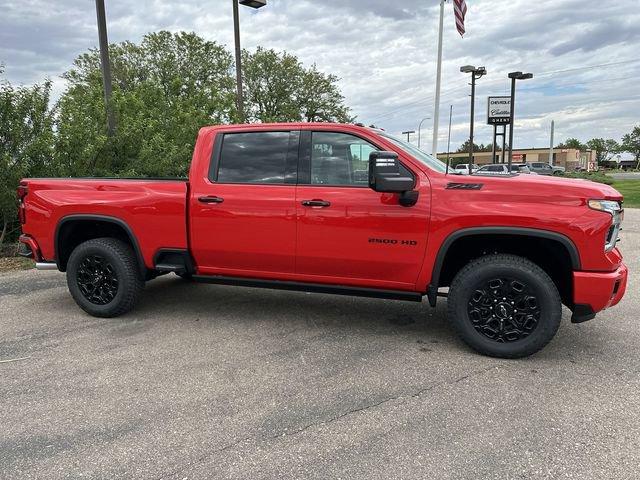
[431,0,445,157]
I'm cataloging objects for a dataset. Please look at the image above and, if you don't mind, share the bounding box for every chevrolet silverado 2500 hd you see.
[18,123,628,358]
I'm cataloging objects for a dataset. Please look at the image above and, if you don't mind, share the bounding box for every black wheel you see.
[67,238,143,318]
[447,254,561,358]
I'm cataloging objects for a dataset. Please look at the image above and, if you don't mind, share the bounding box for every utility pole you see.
[402,130,416,143]
[548,120,555,166]
[232,0,244,123]
[95,0,115,136]
[431,0,445,157]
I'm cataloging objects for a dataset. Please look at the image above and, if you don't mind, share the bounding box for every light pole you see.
[417,117,430,148]
[402,130,416,143]
[460,65,486,175]
[233,0,267,123]
[95,0,115,136]
[507,71,533,168]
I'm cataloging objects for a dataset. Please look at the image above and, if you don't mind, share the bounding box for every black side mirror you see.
[368,151,415,193]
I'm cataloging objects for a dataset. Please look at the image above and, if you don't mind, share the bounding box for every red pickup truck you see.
[18,123,627,358]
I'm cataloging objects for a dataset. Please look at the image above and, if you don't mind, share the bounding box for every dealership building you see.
[437,148,598,171]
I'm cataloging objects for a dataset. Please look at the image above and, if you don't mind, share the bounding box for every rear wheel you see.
[447,254,561,358]
[67,238,143,318]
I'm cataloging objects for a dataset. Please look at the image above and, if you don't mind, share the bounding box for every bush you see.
[563,171,614,185]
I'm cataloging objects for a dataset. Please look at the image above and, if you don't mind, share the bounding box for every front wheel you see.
[447,254,561,358]
[67,238,143,318]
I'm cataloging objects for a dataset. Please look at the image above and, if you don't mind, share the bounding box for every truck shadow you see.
[108,275,606,362]
[133,275,457,345]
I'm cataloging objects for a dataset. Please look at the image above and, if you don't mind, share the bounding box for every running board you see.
[192,275,423,302]
[155,263,186,274]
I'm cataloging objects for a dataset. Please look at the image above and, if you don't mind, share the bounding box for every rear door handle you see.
[301,199,331,208]
[198,195,224,204]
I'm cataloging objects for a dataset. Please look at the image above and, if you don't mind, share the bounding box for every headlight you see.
[588,199,623,251]
[588,199,622,214]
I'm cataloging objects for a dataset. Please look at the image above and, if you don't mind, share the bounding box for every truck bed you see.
[20,178,189,269]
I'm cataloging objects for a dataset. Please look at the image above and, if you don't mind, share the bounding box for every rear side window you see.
[217,132,294,184]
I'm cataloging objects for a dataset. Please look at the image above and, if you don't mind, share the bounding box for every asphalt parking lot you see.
[1,210,639,480]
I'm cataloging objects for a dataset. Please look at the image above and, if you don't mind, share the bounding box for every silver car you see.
[453,163,480,175]
[476,164,538,175]
[526,162,565,176]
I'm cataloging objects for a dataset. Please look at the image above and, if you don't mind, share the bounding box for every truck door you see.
[295,131,430,290]
[190,130,299,277]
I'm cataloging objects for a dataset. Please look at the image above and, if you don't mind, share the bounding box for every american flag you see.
[453,0,467,37]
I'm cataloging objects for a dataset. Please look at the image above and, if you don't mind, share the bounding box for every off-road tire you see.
[67,238,143,318]
[447,254,562,358]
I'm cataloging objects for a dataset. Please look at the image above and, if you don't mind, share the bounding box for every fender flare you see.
[427,226,581,306]
[54,214,147,277]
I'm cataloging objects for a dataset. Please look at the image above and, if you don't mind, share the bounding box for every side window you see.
[311,132,374,186]
[487,165,503,172]
[309,132,412,186]
[216,131,293,184]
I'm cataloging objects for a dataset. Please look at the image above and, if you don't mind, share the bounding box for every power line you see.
[366,58,640,124]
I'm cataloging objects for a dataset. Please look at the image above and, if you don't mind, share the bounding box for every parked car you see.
[526,162,565,176]
[453,163,479,174]
[18,123,627,358]
[476,164,537,175]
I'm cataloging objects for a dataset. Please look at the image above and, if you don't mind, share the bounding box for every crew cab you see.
[18,123,628,358]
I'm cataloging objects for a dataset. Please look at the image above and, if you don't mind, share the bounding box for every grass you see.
[563,171,640,208]
[610,180,640,208]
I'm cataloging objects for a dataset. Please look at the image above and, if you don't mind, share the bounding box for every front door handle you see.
[198,195,224,204]
[301,199,331,208]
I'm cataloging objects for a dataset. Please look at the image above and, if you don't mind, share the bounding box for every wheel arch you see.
[54,214,147,278]
[427,227,581,307]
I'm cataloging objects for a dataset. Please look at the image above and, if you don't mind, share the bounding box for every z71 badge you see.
[369,238,418,246]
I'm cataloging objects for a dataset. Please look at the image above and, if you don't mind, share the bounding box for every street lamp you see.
[417,117,430,148]
[402,130,416,143]
[460,65,486,175]
[233,0,267,123]
[507,71,533,168]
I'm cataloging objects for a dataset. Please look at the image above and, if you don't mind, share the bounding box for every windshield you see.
[378,132,447,173]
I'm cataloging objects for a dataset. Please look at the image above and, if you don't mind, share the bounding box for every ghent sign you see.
[487,96,511,125]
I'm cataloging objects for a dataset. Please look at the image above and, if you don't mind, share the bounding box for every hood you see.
[468,173,623,202]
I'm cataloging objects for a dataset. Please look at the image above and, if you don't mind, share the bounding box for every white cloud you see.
[0,0,638,150]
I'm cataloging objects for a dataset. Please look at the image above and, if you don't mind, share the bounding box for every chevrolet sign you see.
[487,96,512,125]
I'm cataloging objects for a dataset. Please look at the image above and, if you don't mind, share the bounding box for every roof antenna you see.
[445,104,453,175]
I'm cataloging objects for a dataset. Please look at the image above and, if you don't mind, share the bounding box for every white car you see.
[453,163,480,174]
[476,164,538,175]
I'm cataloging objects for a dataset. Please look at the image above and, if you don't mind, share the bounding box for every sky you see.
[1,0,639,153]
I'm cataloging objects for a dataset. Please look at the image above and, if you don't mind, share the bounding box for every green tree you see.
[621,126,640,169]
[456,138,483,153]
[242,47,302,122]
[242,47,351,123]
[56,31,237,177]
[586,138,620,165]
[556,138,585,150]
[56,33,353,178]
[0,69,55,244]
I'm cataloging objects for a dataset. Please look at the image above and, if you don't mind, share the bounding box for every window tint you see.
[485,165,503,172]
[217,132,291,184]
[311,132,374,185]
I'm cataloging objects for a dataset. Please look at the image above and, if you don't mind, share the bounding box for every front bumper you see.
[572,263,628,323]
